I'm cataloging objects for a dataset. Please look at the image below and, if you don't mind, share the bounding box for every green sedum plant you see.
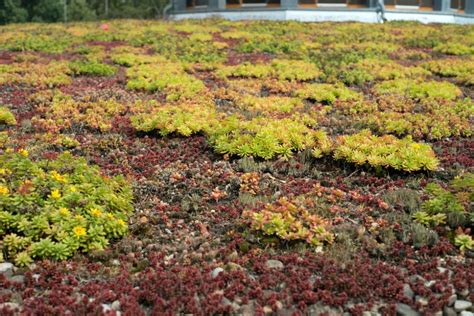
[208,116,332,160]
[375,79,462,101]
[0,107,16,126]
[69,60,117,77]
[295,83,360,104]
[0,150,133,265]
[333,130,439,172]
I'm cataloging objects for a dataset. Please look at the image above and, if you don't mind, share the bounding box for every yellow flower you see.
[117,219,126,227]
[90,208,102,217]
[59,207,70,216]
[50,189,61,199]
[50,170,67,183]
[0,168,8,175]
[75,214,84,221]
[106,212,114,219]
[73,226,86,238]
[18,149,29,157]
[5,148,14,153]
[0,185,9,195]
[69,186,77,193]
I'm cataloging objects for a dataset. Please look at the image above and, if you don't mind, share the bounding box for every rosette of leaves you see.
[0,150,133,266]
[207,115,332,160]
[333,130,439,172]
[244,197,334,247]
[414,174,473,230]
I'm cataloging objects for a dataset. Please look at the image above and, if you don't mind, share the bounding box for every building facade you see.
[170,0,474,23]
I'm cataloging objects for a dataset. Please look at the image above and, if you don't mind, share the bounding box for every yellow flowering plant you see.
[0,150,133,265]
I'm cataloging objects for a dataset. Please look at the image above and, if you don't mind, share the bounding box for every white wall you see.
[171,9,474,24]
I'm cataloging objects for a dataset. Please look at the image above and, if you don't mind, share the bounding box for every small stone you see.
[454,300,472,312]
[0,302,19,311]
[221,297,232,307]
[443,307,457,316]
[460,311,474,316]
[0,262,14,278]
[263,305,273,314]
[403,284,415,300]
[415,296,428,306]
[275,301,283,310]
[396,303,420,316]
[111,300,120,311]
[448,294,457,306]
[424,280,436,288]
[459,288,470,298]
[102,304,112,313]
[211,267,224,278]
[265,259,284,269]
[240,300,255,315]
[437,267,447,274]
[111,259,120,266]
[139,216,148,224]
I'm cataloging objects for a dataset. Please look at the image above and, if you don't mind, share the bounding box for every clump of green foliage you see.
[0,150,133,265]
[0,107,16,126]
[208,116,332,160]
[126,63,206,101]
[424,59,474,86]
[131,101,217,137]
[69,60,117,76]
[433,43,474,56]
[341,58,428,85]
[295,83,360,104]
[375,79,462,101]
[414,174,473,230]
[217,59,321,81]
[366,97,473,140]
[244,197,334,247]
[333,130,439,172]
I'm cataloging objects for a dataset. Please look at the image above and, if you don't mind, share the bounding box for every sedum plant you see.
[32,93,127,133]
[126,62,207,101]
[341,58,428,85]
[418,174,473,230]
[69,60,117,77]
[0,107,16,126]
[295,83,360,104]
[131,100,217,137]
[216,59,321,81]
[375,79,462,101]
[0,150,133,265]
[333,130,439,172]
[208,116,332,160]
[244,197,334,247]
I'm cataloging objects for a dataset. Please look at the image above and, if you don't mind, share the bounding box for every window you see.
[451,0,465,10]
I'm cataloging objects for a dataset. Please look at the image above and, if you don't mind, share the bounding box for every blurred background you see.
[0,0,169,24]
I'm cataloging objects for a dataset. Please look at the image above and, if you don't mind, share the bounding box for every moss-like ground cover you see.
[0,20,473,315]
